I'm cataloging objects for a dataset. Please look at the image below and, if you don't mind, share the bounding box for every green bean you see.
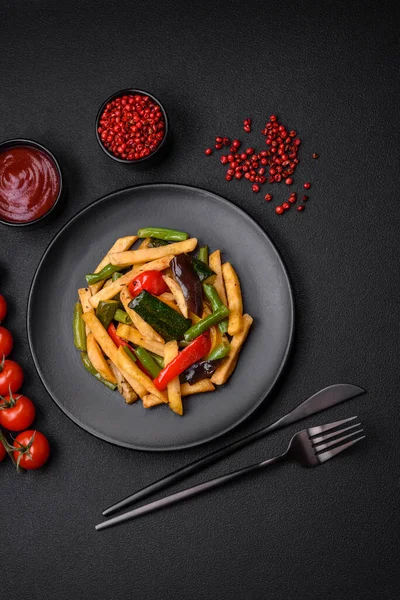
[178,340,191,348]
[81,351,97,376]
[148,351,164,368]
[207,343,231,361]
[198,246,209,264]
[202,284,229,333]
[123,346,137,362]
[85,263,120,285]
[137,227,189,242]
[134,346,162,378]
[114,309,132,325]
[112,271,123,281]
[73,302,86,351]
[184,305,230,342]
[80,352,117,390]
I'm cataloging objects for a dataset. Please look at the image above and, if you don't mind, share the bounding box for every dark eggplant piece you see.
[171,253,203,316]
[179,360,220,385]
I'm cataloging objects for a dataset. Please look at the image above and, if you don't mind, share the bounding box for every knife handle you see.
[103,423,274,516]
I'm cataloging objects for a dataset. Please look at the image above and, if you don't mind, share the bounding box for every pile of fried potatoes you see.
[77,234,253,415]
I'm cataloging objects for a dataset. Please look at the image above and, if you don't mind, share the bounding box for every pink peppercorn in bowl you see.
[95,89,169,164]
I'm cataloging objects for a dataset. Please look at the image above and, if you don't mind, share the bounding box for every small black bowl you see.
[0,138,63,228]
[95,88,169,165]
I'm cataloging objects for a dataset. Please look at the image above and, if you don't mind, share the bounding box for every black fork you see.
[96,417,364,531]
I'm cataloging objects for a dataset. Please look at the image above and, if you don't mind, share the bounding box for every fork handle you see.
[103,423,284,516]
[96,455,284,531]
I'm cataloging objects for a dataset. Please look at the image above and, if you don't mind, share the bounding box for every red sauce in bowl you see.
[0,146,60,224]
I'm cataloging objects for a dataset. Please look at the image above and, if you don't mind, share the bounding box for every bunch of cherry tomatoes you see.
[0,294,50,470]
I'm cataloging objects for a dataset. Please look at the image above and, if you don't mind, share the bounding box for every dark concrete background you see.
[1,1,399,598]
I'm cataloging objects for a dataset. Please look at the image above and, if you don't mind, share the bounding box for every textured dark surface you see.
[0,1,399,599]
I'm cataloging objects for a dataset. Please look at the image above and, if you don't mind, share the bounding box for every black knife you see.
[102,383,365,518]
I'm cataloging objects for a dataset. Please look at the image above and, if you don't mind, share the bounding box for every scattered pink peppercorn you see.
[302,195,309,201]
[205,115,315,207]
[297,205,305,212]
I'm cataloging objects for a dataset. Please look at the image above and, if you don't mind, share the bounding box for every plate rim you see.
[27,183,295,451]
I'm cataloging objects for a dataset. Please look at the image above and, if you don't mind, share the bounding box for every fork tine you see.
[317,435,365,463]
[308,416,357,437]
[314,429,363,452]
[311,423,361,444]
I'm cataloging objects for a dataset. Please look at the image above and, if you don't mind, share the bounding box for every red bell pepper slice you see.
[153,333,211,391]
[128,270,169,299]
[107,323,131,349]
[107,323,153,378]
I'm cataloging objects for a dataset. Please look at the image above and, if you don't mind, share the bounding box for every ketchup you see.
[0,146,60,223]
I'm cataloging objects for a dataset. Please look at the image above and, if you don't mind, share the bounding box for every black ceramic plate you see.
[27,184,294,451]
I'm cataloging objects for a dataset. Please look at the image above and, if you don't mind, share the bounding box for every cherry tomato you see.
[13,430,50,470]
[0,440,6,462]
[128,270,169,298]
[0,295,7,323]
[0,326,13,357]
[0,359,24,396]
[0,393,36,431]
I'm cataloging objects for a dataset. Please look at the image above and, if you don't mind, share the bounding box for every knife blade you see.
[266,384,365,432]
